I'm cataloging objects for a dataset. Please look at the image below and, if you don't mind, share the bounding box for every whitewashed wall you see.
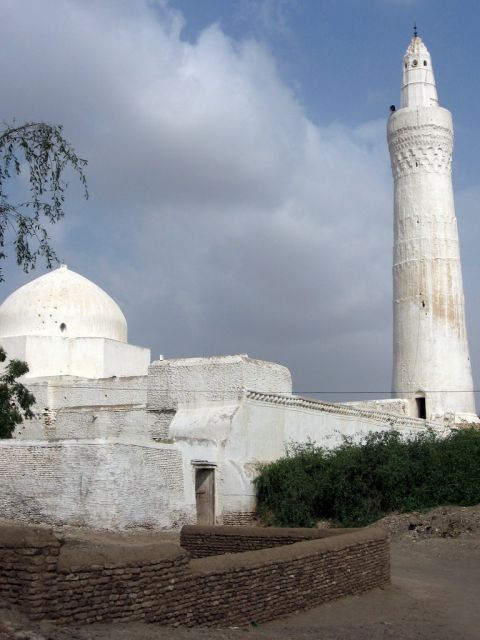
[0,335,150,379]
[0,356,446,530]
[15,376,148,441]
[165,390,446,525]
[0,440,189,530]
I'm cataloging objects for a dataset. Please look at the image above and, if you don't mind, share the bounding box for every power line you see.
[293,390,480,394]
[27,383,480,394]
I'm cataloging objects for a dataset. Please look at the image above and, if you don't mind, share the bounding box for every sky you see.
[2,0,480,401]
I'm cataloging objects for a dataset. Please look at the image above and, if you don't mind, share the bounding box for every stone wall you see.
[0,442,187,530]
[186,529,389,627]
[0,523,61,617]
[344,398,409,416]
[147,354,292,410]
[222,511,257,526]
[0,521,389,627]
[180,524,359,557]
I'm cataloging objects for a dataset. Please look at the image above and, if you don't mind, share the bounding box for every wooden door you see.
[195,468,215,525]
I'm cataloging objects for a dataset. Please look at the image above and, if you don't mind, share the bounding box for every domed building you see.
[0,265,150,378]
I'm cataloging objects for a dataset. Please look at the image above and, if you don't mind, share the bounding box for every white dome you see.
[0,265,127,342]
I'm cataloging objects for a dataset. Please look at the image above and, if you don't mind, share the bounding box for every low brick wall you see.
[180,524,359,558]
[0,523,61,617]
[0,521,389,626]
[186,528,389,626]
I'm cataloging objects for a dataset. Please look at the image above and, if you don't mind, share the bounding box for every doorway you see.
[415,395,426,419]
[195,466,215,525]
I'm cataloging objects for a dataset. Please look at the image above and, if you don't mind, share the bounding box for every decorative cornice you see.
[388,125,452,179]
[245,390,447,431]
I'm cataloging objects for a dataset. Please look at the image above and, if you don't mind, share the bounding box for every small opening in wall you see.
[421,300,426,308]
[423,60,427,66]
[60,323,67,333]
[412,59,418,66]
[416,396,426,419]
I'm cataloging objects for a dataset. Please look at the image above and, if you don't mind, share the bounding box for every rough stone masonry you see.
[0,521,390,627]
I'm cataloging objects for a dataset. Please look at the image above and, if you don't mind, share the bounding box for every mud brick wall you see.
[180,524,358,558]
[184,527,390,627]
[0,521,389,627]
[50,544,190,624]
[0,523,61,617]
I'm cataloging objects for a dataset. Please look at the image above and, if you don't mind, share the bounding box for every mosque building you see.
[0,33,475,531]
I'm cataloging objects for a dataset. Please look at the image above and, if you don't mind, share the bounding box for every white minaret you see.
[387,31,477,423]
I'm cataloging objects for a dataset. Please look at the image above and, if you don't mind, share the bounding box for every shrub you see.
[254,428,480,527]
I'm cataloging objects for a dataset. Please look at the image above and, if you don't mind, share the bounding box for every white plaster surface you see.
[0,265,127,342]
[0,335,150,379]
[13,376,148,442]
[147,354,292,410]
[16,406,149,442]
[25,375,147,409]
[344,398,409,415]
[388,36,477,422]
[0,440,188,530]
[400,35,438,108]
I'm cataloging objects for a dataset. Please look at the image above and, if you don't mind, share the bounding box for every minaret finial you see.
[413,23,418,38]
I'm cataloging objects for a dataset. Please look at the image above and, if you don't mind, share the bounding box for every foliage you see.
[0,120,87,432]
[0,121,88,281]
[0,347,35,438]
[254,428,480,528]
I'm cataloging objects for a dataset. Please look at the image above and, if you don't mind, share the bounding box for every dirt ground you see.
[1,506,480,640]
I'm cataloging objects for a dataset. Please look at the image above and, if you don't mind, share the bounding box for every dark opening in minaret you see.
[416,397,426,419]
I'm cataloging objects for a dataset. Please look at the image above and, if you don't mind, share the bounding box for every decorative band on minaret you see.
[387,33,478,423]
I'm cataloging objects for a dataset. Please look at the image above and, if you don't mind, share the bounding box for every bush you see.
[254,428,480,527]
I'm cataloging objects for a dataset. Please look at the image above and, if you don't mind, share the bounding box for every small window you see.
[423,60,427,66]
[60,323,67,333]
[404,62,407,69]
[412,59,418,67]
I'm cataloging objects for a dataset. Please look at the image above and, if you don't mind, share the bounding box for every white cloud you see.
[234,0,298,40]
[0,0,394,395]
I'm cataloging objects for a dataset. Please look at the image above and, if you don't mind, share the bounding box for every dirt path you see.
[264,536,480,639]
[1,516,480,639]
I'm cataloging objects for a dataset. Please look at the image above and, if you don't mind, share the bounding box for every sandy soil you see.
[2,507,480,640]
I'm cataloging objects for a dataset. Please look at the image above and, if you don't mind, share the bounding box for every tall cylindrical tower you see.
[388,33,477,423]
